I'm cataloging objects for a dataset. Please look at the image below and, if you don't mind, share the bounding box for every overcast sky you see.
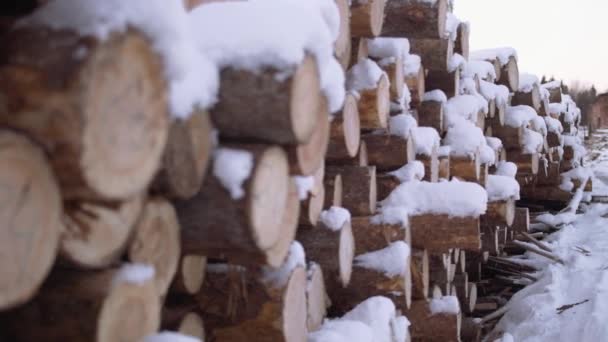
[454,0,608,91]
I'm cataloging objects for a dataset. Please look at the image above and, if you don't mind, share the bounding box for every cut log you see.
[212,55,321,145]
[0,267,160,342]
[358,73,390,130]
[61,195,143,269]
[410,214,481,252]
[349,38,369,68]
[425,68,460,98]
[296,221,354,305]
[350,217,410,254]
[418,152,440,183]
[417,99,445,133]
[362,133,415,172]
[175,144,291,267]
[405,63,426,109]
[438,154,451,180]
[306,263,330,332]
[461,317,481,342]
[405,300,461,342]
[128,198,181,296]
[380,0,448,39]
[324,173,343,209]
[161,303,206,340]
[0,29,169,200]
[376,173,401,201]
[350,0,386,37]
[481,225,500,256]
[512,208,530,234]
[482,198,516,227]
[409,38,453,72]
[492,126,525,151]
[538,97,551,117]
[546,131,562,148]
[450,155,481,183]
[507,150,539,175]
[198,264,307,342]
[545,85,563,103]
[334,0,352,70]
[497,56,519,92]
[411,249,430,300]
[300,184,326,226]
[378,56,404,101]
[511,85,541,111]
[327,93,361,161]
[356,140,369,167]
[171,255,207,296]
[520,186,573,204]
[325,166,377,216]
[0,130,62,310]
[287,97,330,175]
[152,110,213,200]
[454,22,470,59]
[537,160,561,186]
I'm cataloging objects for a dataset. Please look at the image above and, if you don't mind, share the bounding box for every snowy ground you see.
[495,129,608,341]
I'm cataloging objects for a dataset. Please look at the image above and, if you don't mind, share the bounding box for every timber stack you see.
[0,0,592,341]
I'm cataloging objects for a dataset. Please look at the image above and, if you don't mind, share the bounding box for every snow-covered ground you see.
[495,129,608,341]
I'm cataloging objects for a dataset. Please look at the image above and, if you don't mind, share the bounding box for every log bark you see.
[350,217,410,254]
[152,110,213,200]
[198,264,307,342]
[0,29,169,200]
[511,85,542,111]
[0,268,160,342]
[461,317,481,342]
[507,150,539,175]
[512,207,530,234]
[362,133,415,172]
[296,221,354,305]
[405,63,426,109]
[349,38,369,68]
[380,0,448,39]
[411,249,430,300]
[418,152,439,183]
[520,185,572,203]
[350,0,386,37]
[306,263,330,332]
[545,85,563,103]
[482,198,516,227]
[325,166,377,216]
[324,173,343,209]
[405,300,461,342]
[376,173,401,201]
[327,93,361,161]
[410,214,481,253]
[450,155,481,183]
[492,125,523,150]
[497,56,519,92]
[358,74,390,130]
[378,56,404,101]
[334,0,352,70]
[128,198,181,296]
[425,68,459,98]
[546,131,562,148]
[455,22,470,59]
[61,195,143,269]
[175,144,292,267]
[212,55,321,145]
[287,97,330,175]
[537,160,561,186]
[300,184,325,226]
[0,130,62,310]
[171,255,207,296]
[417,100,445,133]
[409,38,453,72]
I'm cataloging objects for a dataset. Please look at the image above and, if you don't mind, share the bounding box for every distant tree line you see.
[541,75,597,125]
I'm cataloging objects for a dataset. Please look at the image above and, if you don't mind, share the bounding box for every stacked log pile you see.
[0,1,592,342]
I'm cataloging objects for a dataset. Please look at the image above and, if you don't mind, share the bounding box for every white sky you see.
[454,0,608,91]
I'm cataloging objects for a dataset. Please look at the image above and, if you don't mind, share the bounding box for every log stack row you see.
[0,0,592,342]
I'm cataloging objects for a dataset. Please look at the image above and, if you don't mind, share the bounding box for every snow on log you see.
[482,199,516,228]
[325,166,377,216]
[361,133,415,172]
[542,80,563,103]
[61,195,144,269]
[350,0,386,37]
[512,207,530,234]
[405,299,461,342]
[0,130,62,310]
[0,29,169,200]
[128,198,181,297]
[175,144,293,267]
[507,150,539,175]
[198,247,307,342]
[327,93,361,161]
[381,0,449,39]
[151,110,213,200]
[297,209,354,306]
[409,38,453,72]
[0,265,160,341]
[170,255,207,296]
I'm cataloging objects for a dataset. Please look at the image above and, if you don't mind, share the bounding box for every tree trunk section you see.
[507,150,539,175]
[455,22,470,59]
[380,0,448,39]
[287,97,330,175]
[325,166,377,216]
[418,100,445,133]
[350,0,386,37]
[327,93,361,162]
[481,198,516,228]
[450,155,481,183]
[376,173,402,201]
[306,263,330,332]
[410,214,481,253]
[411,249,430,300]
[405,300,461,342]
[171,255,207,296]
[409,38,453,72]
[406,64,426,110]
[334,0,352,70]
[362,133,415,172]
[350,217,410,255]
[497,56,519,92]
[426,68,459,98]
[358,74,390,130]
[511,85,541,111]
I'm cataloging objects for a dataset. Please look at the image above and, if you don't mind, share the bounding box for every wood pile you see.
[0,1,592,342]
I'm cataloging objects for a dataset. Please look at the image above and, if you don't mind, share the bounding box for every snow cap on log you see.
[354,241,411,277]
[443,120,486,158]
[261,241,305,288]
[309,320,373,342]
[462,60,497,82]
[495,161,518,178]
[480,81,510,107]
[144,332,200,342]
[412,127,440,156]
[342,296,397,342]
[444,94,488,128]
[518,73,540,93]
[429,296,460,315]
[320,206,352,231]
[20,0,219,118]
[389,161,426,182]
[487,175,520,202]
[347,58,386,92]
[367,37,410,59]
[504,105,537,128]
[190,0,345,111]
[389,113,418,139]
[470,47,518,66]
[423,89,448,103]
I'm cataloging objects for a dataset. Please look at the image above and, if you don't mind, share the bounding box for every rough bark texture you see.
[152,110,213,200]
[362,133,415,172]
[350,217,409,254]
[0,130,62,310]
[378,56,404,101]
[418,152,439,183]
[350,0,386,37]
[380,0,448,39]
[512,208,530,234]
[536,160,561,186]
[410,214,481,253]
[409,38,453,72]
[450,155,480,183]
[405,300,461,342]
[325,166,377,216]
[482,198,516,228]
[417,100,445,133]
[174,144,291,267]
[0,268,160,342]
[511,85,541,111]
[212,55,321,145]
[0,29,169,200]
[376,173,402,201]
[507,150,539,175]
[425,69,460,98]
